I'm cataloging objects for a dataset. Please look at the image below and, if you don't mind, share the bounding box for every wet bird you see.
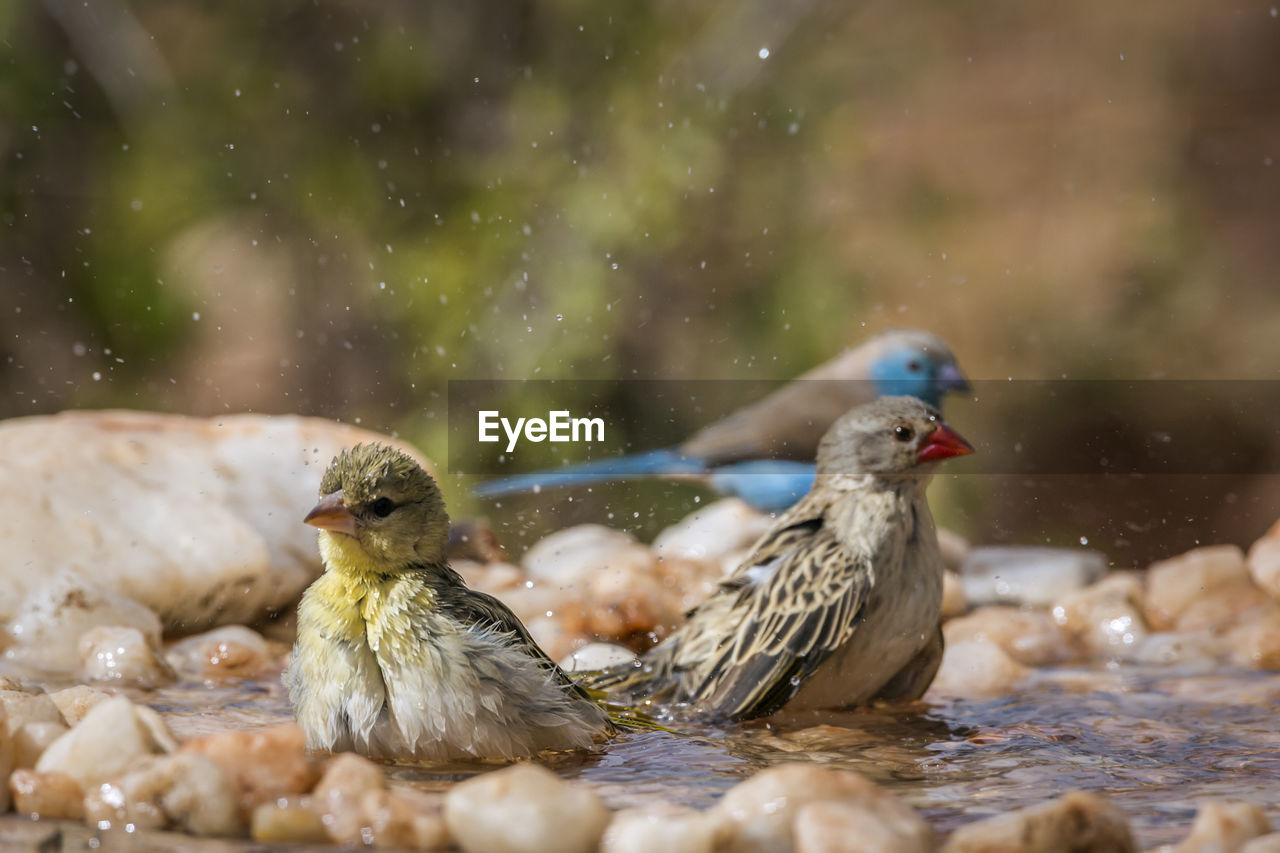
[587,397,973,721]
[474,329,969,511]
[286,443,631,761]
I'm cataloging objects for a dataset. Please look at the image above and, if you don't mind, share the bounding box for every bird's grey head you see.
[305,443,450,568]
[864,329,969,408]
[817,396,973,480]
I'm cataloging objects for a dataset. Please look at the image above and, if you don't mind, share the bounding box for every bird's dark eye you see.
[894,424,915,442]
[906,359,922,373]
[371,497,395,517]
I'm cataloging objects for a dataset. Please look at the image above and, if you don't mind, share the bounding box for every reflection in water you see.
[147,663,1280,847]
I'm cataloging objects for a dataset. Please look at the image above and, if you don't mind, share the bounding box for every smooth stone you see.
[8,768,85,820]
[79,625,176,687]
[35,695,174,790]
[181,723,321,815]
[960,547,1107,607]
[47,685,113,725]
[925,637,1032,699]
[0,703,10,812]
[602,803,725,853]
[0,689,66,736]
[358,787,451,850]
[1051,572,1149,658]
[941,570,968,621]
[13,721,69,769]
[310,752,387,843]
[1144,545,1250,630]
[1159,799,1271,853]
[1125,630,1226,668]
[165,625,278,681]
[523,524,653,588]
[652,499,773,566]
[454,560,526,595]
[0,410,429,633]
[1247,519,1280,604]
[445,763,610,853]
[714,763,926,853]
[794,799,934,853]
[1242,834,1280,853]
[1226,611,1280,670]
[1173,584,1277,634]
[560,642,638,673]
[250,798,328,844]
[943,606,1079,666]
[84,752,242,837]
[4,573,163,673]
[941,791,1134,852]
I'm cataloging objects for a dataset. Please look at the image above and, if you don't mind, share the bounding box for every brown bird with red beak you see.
[588,396,974,720]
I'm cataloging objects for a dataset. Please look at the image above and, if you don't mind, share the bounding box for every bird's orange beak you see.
[304,491,359,536]
[917,423,974,464]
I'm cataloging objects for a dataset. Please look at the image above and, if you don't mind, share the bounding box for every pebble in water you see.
[444,763,610,853]
[944,606,1080,667]
[1247,519,1280,604]
[1051,571,1149,657]
[1160,799,1271,853]
[12,721,68,769]
[713,763,930,853]
[602,803,726,853]
[925,636,1032,699]
[8,769,84,820]
[1144,545,1253,630]
[940,791,1134,853]
[34,695,175,791]
[164,625,279,681]
[180,723,321,816]
[83,752,242,837]
[959,546,1107,608]
[794,799,933,853]
[78,625,176,688]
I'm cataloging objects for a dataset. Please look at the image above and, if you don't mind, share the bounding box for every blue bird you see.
[474,329,969,511]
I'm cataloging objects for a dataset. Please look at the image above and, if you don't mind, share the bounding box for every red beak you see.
[916,423,974,464]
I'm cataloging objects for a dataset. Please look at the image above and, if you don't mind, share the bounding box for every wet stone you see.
[250,798,329,844]
[560,642,637,673]
[794,799,934,853]
[79,624,176,688]
[1161,799,1271,853]
[926,637,1032,699]
[714,763,924,853]
[1144,545,1251,631]
[310,752,387,842]
[445,763,610,853]
[83,752,242,837]
[165,625,279,681]
[602,802,725,853]
[941,790,1134,853]
[652,498,774,566]
[1246,519,1280,603]
[35,695,174,790]
[1051,572,1148,659]
[943,606,1078,667]
[180,723,321,815]
[13,720,69,769]
[8,768,85,820]
[47,684,113,725]
[960,547,1107,608]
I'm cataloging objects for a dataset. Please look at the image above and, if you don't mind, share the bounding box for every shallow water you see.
[142,663,1280,848]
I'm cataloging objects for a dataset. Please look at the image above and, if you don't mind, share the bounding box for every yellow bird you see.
[285,443,621,761]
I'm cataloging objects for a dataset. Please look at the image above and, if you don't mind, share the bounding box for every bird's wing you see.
[432,582,589,697]
[689,518,870,720]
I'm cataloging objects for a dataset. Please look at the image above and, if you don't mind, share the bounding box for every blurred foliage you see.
[2,0,1280,559]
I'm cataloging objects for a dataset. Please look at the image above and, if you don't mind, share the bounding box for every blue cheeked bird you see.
[474,329,968,511]
[585,396,974,720]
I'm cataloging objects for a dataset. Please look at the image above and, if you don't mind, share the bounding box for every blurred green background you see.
[3,0,1279,561]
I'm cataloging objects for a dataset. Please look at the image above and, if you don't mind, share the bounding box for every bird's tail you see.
[474,448,707,498]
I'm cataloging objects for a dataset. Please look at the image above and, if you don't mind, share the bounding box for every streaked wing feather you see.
[695,525,868,720]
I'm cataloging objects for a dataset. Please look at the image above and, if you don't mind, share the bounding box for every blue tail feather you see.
[473,448,708,498]
[707,461,816,512]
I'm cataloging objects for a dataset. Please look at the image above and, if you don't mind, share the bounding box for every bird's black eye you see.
[894,424,915,442]
[371,497,395,517]
[906,359,922,373]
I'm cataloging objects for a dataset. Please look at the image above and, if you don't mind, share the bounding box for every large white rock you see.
[0,410,430,633]
[444,763,610,853]
[960,547,1107,608]
[714,763,929,853]
[34,695,174,790]
[652,499,773,566]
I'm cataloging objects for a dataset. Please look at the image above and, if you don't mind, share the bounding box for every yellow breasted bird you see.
[285,443,620,761]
